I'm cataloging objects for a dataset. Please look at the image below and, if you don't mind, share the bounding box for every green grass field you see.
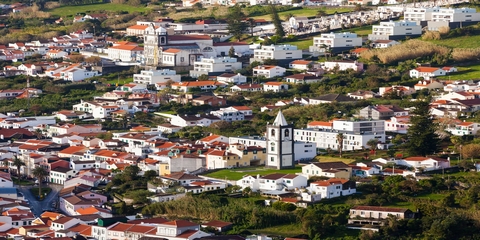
[49,3,148,16]
[349,25,373,36]
[252,7,353,20]
[429,34,480,49]
[249,223,305,237]
[437,64,480,80]
[283,37,313,50]
[383,201,416,211]
[204,165,303,180]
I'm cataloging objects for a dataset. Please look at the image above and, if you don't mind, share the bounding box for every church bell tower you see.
[266,110,295,169]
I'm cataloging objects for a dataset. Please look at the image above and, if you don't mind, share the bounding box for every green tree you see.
[461,144,480,161]
[367,139,379,155]
[226,5,247,40]
[337,133,344,158]
[12,156,25,178]
[228,45,235,58]
[269,5,285,37]
[122,165,140,182]
[405,101,440,156]
[144,170,158,181]
[32,166,49,199]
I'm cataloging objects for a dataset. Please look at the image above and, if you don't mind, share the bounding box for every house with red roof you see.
[236,173,307,192]
[253,65,286,79]
[446,121,480,136]
[308,178,356,200]
[288,60,320,71]
[263,81,289,92]
[414,79,444,90]
[107,44,143,62]
[379,85,416,97]
[409,67,447,80]
[230,83,263,92]
[395,157,450,171]
[385,116,411,134]
[439,91,475,101]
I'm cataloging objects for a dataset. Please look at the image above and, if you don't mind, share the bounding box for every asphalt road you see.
[17,183,63,217]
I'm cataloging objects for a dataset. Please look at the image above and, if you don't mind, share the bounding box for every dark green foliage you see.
[405,101,440,156]
[226,5,248,40]
[269,5,285,37]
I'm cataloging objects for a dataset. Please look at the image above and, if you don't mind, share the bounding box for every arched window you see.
[160,37,165,44]
[203,47,213,52]
[285,129,290,138]
[271,129,275,137]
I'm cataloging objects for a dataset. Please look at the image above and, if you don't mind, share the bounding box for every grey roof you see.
[311,161,350,169]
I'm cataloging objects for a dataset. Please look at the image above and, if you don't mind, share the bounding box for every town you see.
[0,0,479,239]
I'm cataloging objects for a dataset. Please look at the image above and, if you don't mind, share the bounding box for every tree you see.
[316,7,327,17]
[193,2,203,10]
[85,56,101,66]
[337,133,344,158]
[405,101,440,156]
[461,144,480,161]
[247,18,256,37]
[12,156,25,178]
[198,74,209,81]
[458,159,475,172]
[70,54,85,63]
[122,165,140,182]
[144,170,158,181]
[226,5,247,40]
[228,45,235,58]
[30,104,42,116]
[32,166,48,199]
[269,5,285,37]
[367,139,379,155]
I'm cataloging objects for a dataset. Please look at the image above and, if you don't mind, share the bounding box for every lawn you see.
[249,223,305,237]
[283,37,313,50]
[13,177,34,186]
[30,187,52,200]
[204,165,303,180]
[416,192,445,201]
[348,24,373,36]
[251,7,353,20]
[315,155,357,164]
[428,34,480,49]
[106,77,134,85]
[49,3,148,16]
[437,64,480,81]
[383,201,416,211]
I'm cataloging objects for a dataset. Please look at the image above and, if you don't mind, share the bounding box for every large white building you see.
[312,32,362,49]
[251,44,302,63]
[294,119,386,151]
[133,69,181,85]
[368,20,422,41]
[266,111,295,169]
[405,7,480,23]
[190,57,242,77]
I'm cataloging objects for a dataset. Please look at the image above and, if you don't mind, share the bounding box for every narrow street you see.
[17,184,63,217]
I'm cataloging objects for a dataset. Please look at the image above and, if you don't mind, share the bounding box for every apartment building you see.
[133,69,181,85]
[294,119,385,151]
[251,44,302,63]
[312,32,362,49]
[190,57,242,77]
[368,20,422,41]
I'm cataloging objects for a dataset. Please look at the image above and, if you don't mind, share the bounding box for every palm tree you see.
[12,156,25,179]
[32,166,48,199]
[337,133,344,158]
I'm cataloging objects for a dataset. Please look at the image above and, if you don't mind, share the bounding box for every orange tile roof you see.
[200,134,221,142]
[290,60,312,65]
[40,211,64,220]
[253,65,277,70]
[109,45,143,51]
[414,67,441,73]
[232,106,251,111]
[163,48,181,53]
[312,178,349,186]
[308,121,333,127]
[127,25,149,30]
[59,146,87,155]
[265,81,285,86]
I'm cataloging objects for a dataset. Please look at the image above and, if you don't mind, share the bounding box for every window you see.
[270,157,274,162]
[271,129,275,137]
[180,57,184,62]
[285,129,290,137]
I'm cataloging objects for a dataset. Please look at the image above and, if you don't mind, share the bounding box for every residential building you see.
[368,20,422,41]
[165,113,220,127]
[308,94,356,104]
[288,60,321,71]
[209,109,244,122]
[395,156,450,171]
[379,85,416,96]
[50,167,75,185]
[216,73,247,84]
[385,116,411,134]
[323,60,364,72]
[236,173,308,192]
[302,162,352,179]
[230,83,263,92]
[446,121,480,136]
[107,44,143,62]
[284,74,322,84]
[443,80,479,92]
[171,81,226,92]
[253,65,286,79]
[409,67,447,80]
[359,105,408,120]
[294,119,386,151]
[312,32,362,49]
[251,44,302,63]
[308,178,356,199]
[348,206,415,226]
[350,163,381,177]
[263,82,289,92]
[133,69,181,85]
[190,57,242,77]
[414,79,445,90]
[347,90,377,100]
[372,39,400,48]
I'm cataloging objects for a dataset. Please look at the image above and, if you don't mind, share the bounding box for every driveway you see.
[17,184,63,217]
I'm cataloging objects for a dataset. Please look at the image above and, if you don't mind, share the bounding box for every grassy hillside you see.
[48,3,148,16]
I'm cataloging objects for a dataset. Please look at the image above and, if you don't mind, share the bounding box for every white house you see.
[209,109,245,122]
[288,60,321,71]
[308,178,356,199]
[446,121,480,136]
[312,32,362,49]
[252,44,302,63]
[190,57,242,77]
[133,69,181,85]
[409,67,446,80]
[385,116,411,134]
[323,60,364,72]
[443,80,477,92]
[372,40,400,48]
[107,44,143,62]
[368,20,422,41]
[50,167,75,185]
[414,79,444,90]
[216,73,247,84]
[171,81,226,92]
[236,173,308,192]
[395,156,450,171]
[263,82,289,92]
[253,65,286,79]
[284,74,322,84]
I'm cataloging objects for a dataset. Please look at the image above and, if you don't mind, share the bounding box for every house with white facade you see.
[385,116,411,134]
[165,113,221,127]
[414,79,444,90]
[190,57,242,77]
[288,60,321,71]
[308,178,356,200]
[409,67,446,80]
[372,39,400,48]
[294,119,386,151]
[107,44,143,62]
[395,156,450,171]
[379,85,416,96]
[311,32,362,50]
[236,173,308,192]
[323,60,364,72]
[209,109,245,122]
[263,82,289,92]
[253,65,286,79]
[443,80,479,92]
[216,73,247,84]
[50,167,75,185]
[251,44,302,63]
[302,162,352,179]
[368,20,422,41]
[133,69,181,85]
[230,83,263,92]
[284,74,322,84]
[171,81,226,92]
[446,121,480,136]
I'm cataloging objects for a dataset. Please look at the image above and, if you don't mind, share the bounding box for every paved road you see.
[17,184,63,217]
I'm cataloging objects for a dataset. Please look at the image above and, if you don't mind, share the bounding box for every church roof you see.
[273,110,288,126]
